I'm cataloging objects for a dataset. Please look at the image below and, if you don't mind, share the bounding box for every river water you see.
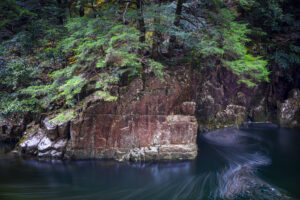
[0,123,299,200]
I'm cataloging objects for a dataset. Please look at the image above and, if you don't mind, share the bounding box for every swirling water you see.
[0,123,300,200]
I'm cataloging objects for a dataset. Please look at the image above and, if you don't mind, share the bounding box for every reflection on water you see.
[0,124,300,200]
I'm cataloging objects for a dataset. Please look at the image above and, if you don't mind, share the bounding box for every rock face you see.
[19,70,198,161]
[215,104,247,125]
[193,67,266,130]
[16,66,300,161]
[19,124,67,158]
[249,98,267,122]
[0,114,29,143]
[278,89,300,128]
[192,66,300,129]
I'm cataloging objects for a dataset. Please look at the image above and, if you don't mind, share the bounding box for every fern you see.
[55,75,87,107]
[225,54,269,86]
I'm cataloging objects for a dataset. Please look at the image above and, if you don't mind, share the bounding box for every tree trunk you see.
[169,0,184,56]
[56,0,64,24]
[152,0,162,58]
[79,4,85,17]
[137,0,146,43]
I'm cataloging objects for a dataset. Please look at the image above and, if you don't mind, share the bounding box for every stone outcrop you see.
[19,123,67,158]
[18,70,198,161]
[249,98,267,122]
[193,67,266,130]
[278,89,300,128]
[0,114,30,143]
[215,104,247,125]
[15,66,300,161]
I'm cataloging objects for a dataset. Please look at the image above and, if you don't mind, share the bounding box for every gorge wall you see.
[17,69,198,161]
[1,66,299,161]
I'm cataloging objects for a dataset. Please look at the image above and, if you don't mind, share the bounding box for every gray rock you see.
[37,136,53,152]
[19,128,45,154]
[43,117,58,140]
[250,98,267,122]
[181,102,196,115]
[278,89,300,128]
[216,104,246,126]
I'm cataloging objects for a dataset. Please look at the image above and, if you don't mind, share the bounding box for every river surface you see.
[0,123,300,200]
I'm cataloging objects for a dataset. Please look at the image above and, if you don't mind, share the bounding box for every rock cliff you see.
[1,66,298,161]
[18,70,198,161]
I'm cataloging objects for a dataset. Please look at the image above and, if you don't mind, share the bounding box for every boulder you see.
[65,114,197,161]
[216,104,247,126]
[278,89,300,128]
[43,117,58,140]
[250,98,267,122]
[19,124,67,158]
[19,127,45,155]
[181,102,196,115]
[236,92,248,106]
[37,136,52,152]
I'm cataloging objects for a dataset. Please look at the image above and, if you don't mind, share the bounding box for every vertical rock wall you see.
[19,70,198,161]
[16,66,300,161]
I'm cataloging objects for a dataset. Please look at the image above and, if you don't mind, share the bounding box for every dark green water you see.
[0,124,300,200]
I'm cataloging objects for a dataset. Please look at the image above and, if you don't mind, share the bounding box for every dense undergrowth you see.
[0,0,299,118]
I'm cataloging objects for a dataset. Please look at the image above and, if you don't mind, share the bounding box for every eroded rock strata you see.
[18,71,198,161]
[6,67,300,161]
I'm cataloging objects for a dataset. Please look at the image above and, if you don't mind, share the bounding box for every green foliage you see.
[56,75,87,107]
[11,15,164,113]
[95,72,119,90]
[271,46,300,69]
[245,0,300,71]
[3,0,299,118]
[225,54,269,86]
[0,0,33,28]
[58,17,146,74]
[173,2,269,86]
[95,91,118,102]
[20,84,56,110]
[0,58,39,89]
[50,110,77,124]
[20,72,87,108]
[221,21,269,86]
[148,59,164,80]
[249,0,285,32]
[0,93,39,115]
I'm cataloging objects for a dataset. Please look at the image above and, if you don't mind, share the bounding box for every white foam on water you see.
[201,128,291,200]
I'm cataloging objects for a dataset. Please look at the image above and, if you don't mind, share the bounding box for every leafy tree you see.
[2,0,299,117]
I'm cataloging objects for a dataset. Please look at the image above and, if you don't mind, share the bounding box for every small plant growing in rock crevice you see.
[49,110,77,125]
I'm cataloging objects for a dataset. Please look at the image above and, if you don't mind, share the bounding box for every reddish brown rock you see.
[19,71,198,161]
[65,114,197,161]
[57,121,70,139]
[64,75,198,161]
